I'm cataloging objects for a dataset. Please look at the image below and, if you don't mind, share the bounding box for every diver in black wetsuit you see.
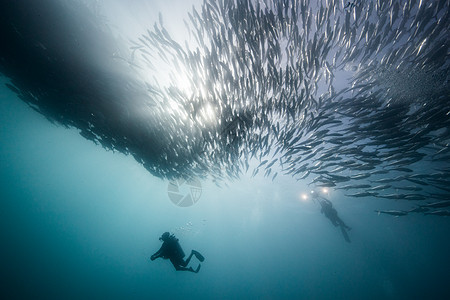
[150,232,204,273]
[312,191,352,243]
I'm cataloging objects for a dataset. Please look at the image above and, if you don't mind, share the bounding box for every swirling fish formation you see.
[130,0,449,199]
[1,0,449,203]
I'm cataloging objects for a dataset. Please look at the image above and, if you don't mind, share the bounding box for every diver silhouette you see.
[150,232,204,273]
[312,191,352,243]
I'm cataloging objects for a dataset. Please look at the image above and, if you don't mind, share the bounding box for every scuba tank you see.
[165,234,185,259]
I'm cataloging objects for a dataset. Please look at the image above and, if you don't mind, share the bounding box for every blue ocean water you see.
[1,0,450,299]
[1,78,450,299]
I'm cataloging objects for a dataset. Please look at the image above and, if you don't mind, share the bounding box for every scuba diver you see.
[150,232,204,273]
[311,191,352,243]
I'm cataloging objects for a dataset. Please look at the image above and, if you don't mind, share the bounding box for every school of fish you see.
[0,0,449,210]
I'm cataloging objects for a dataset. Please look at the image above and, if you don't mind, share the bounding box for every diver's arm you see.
[151,245,164,260]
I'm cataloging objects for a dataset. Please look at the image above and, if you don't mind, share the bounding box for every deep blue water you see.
[1,0,450,299]
[1,79,450,299]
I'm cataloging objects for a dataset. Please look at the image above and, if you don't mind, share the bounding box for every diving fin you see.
[195,264,201,273]
[340,226,351,243]
[192,250,205,262]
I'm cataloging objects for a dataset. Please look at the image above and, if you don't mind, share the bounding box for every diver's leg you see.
[344,221,351,230]
[183,251,195,266]
[329,216,339,226]
[174,263,200,273]
[171,258,192,272]
[170,258,201,273]
[340,225,351,243]
[175,266,194,272]
[175,265,196,272]
[179,264,200,273]
[337,218,351,230]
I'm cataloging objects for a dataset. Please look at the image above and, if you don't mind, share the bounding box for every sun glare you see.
[200,103,216,122]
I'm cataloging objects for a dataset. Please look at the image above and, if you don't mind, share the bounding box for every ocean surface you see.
[1,0,449,299]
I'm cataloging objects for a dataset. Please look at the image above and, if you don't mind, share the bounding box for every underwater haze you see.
[1,0,450,299]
